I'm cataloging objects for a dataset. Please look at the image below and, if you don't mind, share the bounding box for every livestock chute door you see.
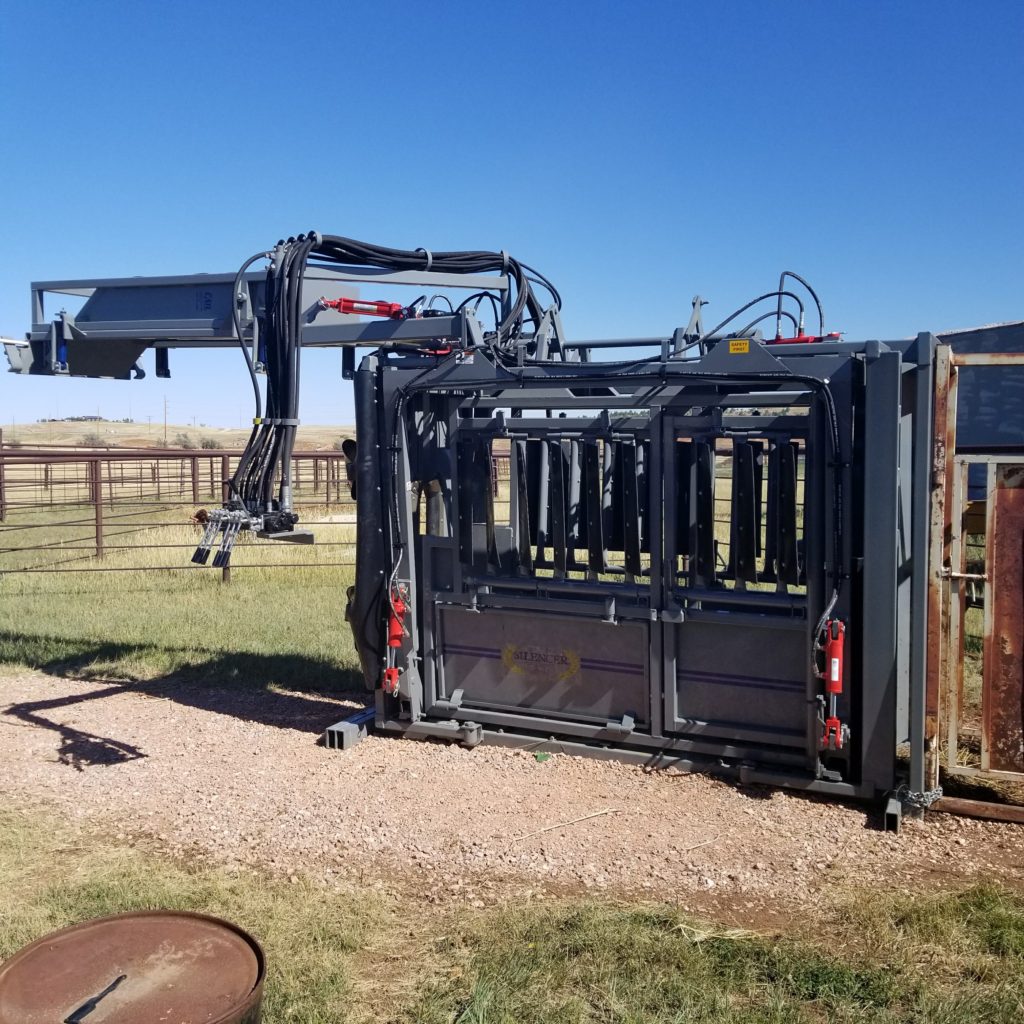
[435,607,650,728]
[660,421,814,767]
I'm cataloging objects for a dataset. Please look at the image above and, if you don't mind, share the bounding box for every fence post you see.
[191,456,199,503]
[221,454,230,503]
[91,459,104,558]
[0,450,6,523]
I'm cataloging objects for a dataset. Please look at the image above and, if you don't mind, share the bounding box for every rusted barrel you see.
[0,910,265,1023]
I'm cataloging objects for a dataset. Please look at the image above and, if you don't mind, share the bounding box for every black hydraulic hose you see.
[231,251,270,417]
[776,270,825,338]
[699,290,805,344]
[737,309,798,337]
[228,250,272,501]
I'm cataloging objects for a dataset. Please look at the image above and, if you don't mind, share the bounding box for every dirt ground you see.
[2,670,1022,918]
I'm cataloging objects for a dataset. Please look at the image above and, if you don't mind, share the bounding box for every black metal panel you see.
[670,618,807,750]
[583,441,604,572]
[606,442,625,551]
[513,440,533,573]
[675,440,692,559]
[438,606,649,726]
[638,440,651,553]
[456,438,490,570]
[525,439,546,549]
[730,442,757,582]
[621,443,642,577]
[548,440,568,577]
[777,442,799,585]
[692,442,715,585]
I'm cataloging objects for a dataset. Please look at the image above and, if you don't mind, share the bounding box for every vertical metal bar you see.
[91,459,104,559]
[549,440,568,578]
[925,346,954,789]
[859,350,901,794]
[0,449,6,523]
[514,439,533,573]
[691,441,714,586]
[568,440,583,557]
[535,439,550,563]
[484,442,498,570]
[763,443,780,581]
[730,441,757,583]
[777,442,799,586]
[638,440,650,554]
[907,334,935,801]
[456,439,475,568]
[945,459,966,770]
[622,443,642,578]
[602,441,617,552]
[584,441,604,573]
[980,461,997,773]
[750,439,764,559]
[675,439,692,566]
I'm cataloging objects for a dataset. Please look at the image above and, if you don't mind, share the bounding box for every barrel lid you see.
[0,911,264,1024]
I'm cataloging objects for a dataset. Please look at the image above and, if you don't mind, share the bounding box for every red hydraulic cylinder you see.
[319,297,406,319]
[381,592,407,695]
[387,594,407,648]
[824,619,845,695]
[821,619,846,749]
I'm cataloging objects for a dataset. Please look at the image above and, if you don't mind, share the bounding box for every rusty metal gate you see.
[928,346,1024,800]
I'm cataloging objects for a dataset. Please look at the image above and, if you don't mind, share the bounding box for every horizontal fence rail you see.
[0,444,510,583]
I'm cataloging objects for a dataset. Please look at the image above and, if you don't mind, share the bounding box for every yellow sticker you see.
[728,339,750,354]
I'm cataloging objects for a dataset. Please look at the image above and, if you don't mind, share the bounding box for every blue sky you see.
[1,0,1021,427]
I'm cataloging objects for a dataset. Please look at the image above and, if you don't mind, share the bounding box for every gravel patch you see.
[2,670,1022,910]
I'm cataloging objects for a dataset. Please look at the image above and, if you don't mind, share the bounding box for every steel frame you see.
[352,334,936,810]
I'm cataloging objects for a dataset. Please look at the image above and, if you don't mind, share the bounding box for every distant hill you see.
[1,420,354,451]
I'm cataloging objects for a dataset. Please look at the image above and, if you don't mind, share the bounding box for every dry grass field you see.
[3,419,353,451]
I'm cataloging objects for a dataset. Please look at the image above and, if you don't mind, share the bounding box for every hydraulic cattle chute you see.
[6,234,937,825]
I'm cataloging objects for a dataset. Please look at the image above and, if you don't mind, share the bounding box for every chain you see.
[899,785,943,809]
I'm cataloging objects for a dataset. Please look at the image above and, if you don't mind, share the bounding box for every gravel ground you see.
[2,670,1022,912]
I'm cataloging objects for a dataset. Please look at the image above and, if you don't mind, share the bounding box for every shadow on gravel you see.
[4,685,147,770]
[1,631,369,758]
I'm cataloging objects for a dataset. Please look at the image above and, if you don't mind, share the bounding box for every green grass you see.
[410,893,1024,1024]
[3,806,1024,1024]
[0,506,361,690]
[0,807,373,1023]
